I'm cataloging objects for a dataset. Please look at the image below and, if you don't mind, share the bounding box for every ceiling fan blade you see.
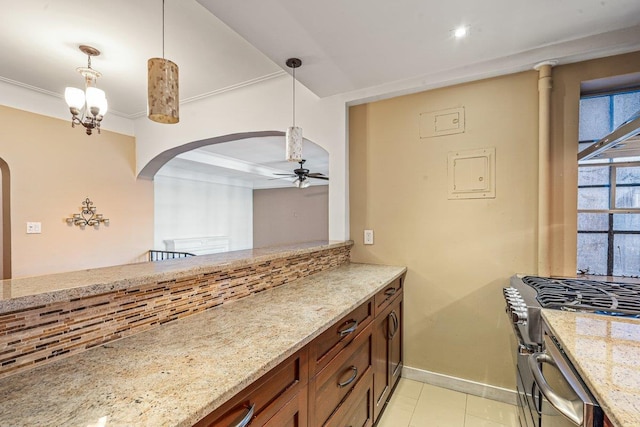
[307,173,327,177]
[273,173,297,176]
[308,176,329,180]
[269,176,295,180]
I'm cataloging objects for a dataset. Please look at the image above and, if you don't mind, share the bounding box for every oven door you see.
[528,329,603,426]
[516,349,539,427]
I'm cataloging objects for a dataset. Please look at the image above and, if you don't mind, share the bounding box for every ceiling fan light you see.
[300,179,310,189]
[286,126,303,162]
[147,57,180,124]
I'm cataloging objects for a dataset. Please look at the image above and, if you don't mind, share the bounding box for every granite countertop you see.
[542,309,640,427]
[0,240,351,314]
[0,262,406,427]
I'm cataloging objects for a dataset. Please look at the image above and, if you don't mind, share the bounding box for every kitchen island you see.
[0,261,406,426]
[542,309,640,427]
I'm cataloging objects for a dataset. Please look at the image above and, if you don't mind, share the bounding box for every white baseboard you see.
[402,365,518,406]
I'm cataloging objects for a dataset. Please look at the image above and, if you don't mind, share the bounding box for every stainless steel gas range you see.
[503,275,640,427]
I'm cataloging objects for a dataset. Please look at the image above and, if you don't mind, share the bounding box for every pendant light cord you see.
[292,66,296,127]
[162,0,165,59]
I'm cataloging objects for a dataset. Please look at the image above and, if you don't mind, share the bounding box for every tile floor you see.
[377,378,518,427]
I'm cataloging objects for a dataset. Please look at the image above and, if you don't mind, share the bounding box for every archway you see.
[143,131,329,254]
[138,131,285,180]
[0,157,11,279]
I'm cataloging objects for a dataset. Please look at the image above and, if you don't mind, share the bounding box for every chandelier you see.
[64,45,108,135]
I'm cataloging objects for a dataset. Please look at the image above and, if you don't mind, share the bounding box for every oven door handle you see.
[529,352,584,426]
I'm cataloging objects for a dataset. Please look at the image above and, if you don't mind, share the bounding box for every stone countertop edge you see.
[0,262,407,427]
[0,240,353,314]
[541,309,640,427]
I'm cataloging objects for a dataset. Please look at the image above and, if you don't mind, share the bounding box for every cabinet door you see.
[373,302,392,421]
[389,294,403,390]
[372,291,403,422]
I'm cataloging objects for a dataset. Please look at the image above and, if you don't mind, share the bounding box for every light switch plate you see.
[26,222,42,234]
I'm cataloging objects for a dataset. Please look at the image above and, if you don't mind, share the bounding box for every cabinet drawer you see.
[194,348,308,427]
[324,367,373,427]
[263,387,308,427]
[308,297,374,377]
[309,322,373,427]
[374,277,402,316]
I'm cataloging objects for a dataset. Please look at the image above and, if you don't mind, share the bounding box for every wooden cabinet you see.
[603,414,614,427]
[324,367,373,427]
[373,281,403,422]
[193,277,404,427]
[373,277,402,317]
[194,349,308,427]
[308,297,374,378]
[308,321,373,427]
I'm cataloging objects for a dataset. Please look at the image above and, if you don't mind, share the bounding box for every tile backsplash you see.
[0,245,350,379]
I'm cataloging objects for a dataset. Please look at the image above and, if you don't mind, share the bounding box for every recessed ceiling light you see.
[454,26,468,39]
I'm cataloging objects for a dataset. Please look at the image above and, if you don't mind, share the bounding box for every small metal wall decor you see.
[66,197,109,229]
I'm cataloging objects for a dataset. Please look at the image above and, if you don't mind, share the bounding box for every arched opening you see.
[0,157,11,279]
[141,132,329,255]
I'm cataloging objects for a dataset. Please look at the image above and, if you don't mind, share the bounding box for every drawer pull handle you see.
[233,403,255,427]
[388,311,399,339]
[384,287,397,297]
[338,366,358,388]
[338,319,359,337]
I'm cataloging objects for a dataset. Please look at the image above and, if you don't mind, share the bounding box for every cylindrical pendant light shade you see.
[147,58,179,124]
[286,126,303,162]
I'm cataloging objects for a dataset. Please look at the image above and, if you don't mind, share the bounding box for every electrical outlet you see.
[364,229,374,245]
[26,222,42,234]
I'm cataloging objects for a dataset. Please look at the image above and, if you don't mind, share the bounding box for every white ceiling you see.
[1,0,639,186]
[0,0,281,118]
[157,137,329,190]
[199,0,640,97]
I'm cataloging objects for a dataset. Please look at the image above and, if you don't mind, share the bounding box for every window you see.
[577,90,640,276]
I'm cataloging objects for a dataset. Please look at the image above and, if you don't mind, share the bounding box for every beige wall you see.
[253,186,328,248]
[0,106,153,278]
[349,71,539,388]
[549,51,640,276]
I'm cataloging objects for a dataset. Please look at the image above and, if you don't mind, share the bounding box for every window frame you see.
[577,88,640,276]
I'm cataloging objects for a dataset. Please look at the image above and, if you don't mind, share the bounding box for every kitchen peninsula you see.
[543,310,640,427]
[0,241,406,426]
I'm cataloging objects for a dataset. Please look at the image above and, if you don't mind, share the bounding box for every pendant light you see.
[285,58,303,162]
[147,0,179,124]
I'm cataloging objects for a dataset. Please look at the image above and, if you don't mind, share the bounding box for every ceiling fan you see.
[273,159,329,188]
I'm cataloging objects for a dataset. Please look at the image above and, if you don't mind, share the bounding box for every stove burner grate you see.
[522,276,640,316]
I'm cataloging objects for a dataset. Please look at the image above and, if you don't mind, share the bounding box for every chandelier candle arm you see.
[66,198,109,229]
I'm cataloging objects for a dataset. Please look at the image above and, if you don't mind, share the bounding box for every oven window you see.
[577,89,640,276]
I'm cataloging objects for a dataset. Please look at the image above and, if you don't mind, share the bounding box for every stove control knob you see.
[506,297,525,306]
[511,310,528,325]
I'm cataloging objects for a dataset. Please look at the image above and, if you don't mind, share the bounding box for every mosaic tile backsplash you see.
[0,245,351,379]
